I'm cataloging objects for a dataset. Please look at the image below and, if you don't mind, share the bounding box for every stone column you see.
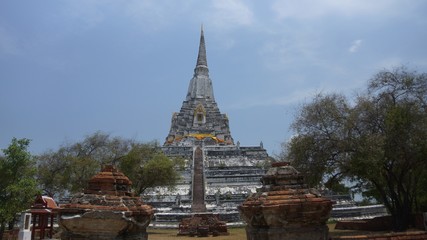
[191,147,206,212]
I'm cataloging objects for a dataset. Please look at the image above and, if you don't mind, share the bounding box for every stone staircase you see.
[191,147,207,212]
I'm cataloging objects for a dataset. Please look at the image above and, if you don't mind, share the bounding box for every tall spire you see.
[194,25,209,77]
[186,26,215,101]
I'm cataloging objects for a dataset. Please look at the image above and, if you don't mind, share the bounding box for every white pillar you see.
[18,212,32,240]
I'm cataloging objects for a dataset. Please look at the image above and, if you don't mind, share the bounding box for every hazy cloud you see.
[60,0,195,31]
[227,87,318,110]
[209,0,254,29]
[124,0,195,29]
[62,0,111,29]
[349,39,363,53]
[272,0,406,20]
[56,0,251,34]
[376,57,404,70]
[258,32,321,71]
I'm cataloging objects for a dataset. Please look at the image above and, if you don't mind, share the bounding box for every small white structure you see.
[18,212,32,240]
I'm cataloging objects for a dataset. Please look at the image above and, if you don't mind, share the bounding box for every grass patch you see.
[147,224,415,239]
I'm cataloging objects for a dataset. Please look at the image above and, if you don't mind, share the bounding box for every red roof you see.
[42,196,59,209]
[32,195,59,210]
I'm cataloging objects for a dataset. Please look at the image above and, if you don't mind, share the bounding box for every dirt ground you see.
[147,227,246,240]
[2,224,423,240]
[147,224,391,240]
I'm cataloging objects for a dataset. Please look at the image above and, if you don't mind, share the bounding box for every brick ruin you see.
[177,213,229,237]
[239,162,333,240]
[58,165,154,240]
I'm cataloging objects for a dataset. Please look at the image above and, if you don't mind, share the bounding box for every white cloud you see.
[375,57,403,70]
[258,31,325,72]
[60,0,195,31]
[271,0,407,20]
[124,0,195,30]
[62,0,112,29]
[227,87,318,110]
[209,0,254,29]
[349,39,363,53]
[56,0,255,34]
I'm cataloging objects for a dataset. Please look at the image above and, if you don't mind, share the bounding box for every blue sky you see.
[1,0,427,156]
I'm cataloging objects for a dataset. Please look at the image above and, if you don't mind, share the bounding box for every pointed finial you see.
[195,25,209,76]
[187,26,215,101]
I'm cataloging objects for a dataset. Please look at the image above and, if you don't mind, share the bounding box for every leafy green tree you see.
[37,132,182,197]
[285,93,351,189]
[37,132,134,196]
[0,138,39,239]
[283,66,427,231]
[37,149,75,198]
[119,143,183,195]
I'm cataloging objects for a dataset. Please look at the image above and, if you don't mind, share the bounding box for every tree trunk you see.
[7,220,14,230]
[392,205,412,231]
[0,221,5,240]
